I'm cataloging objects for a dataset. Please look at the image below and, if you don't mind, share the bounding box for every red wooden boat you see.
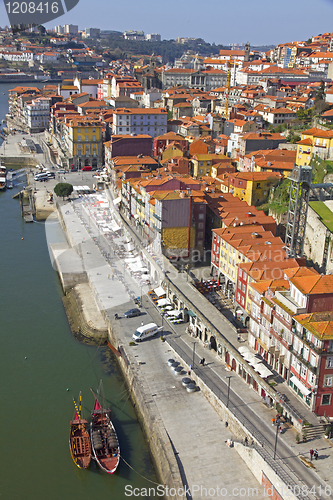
[69,393,91,469]
[90,385,120,474]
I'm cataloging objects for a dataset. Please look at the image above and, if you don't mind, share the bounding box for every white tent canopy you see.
[238,346,250,355]
[166,309,182,317]
[154,286,166,297]
[157,298,171,307]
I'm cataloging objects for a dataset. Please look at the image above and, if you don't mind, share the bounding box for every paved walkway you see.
[54,192,333,500]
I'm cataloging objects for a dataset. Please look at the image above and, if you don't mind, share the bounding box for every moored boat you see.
[69,393,91,469]
[0,160,6,191]
[90,384,120,474]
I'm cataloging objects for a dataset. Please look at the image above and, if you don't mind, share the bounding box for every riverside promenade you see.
[51,192,333,500]
[54,199,268,500]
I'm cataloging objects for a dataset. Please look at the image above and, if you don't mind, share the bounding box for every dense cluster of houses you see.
[3,27,333,416]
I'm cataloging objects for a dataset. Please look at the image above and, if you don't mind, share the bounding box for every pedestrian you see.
[272,418,276,426]
[237,334,241,341]
[314,449,318,460]
[202,357,205,366]
[279,426,282,434]
[310,448,314,461]
[188,364,191,376]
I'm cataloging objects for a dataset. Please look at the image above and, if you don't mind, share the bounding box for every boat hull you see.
[69,418,91,469]
[90,409,120,474]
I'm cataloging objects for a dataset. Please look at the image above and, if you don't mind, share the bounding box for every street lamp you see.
[191,341,197,370]
[273,417,280,460]
[225,376,232,409]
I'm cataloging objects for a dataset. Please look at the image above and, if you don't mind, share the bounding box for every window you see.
[78,135,81,141]
[199,213,204,220]
[85,128,88,133]
[324,375,333,387]
[85,136,88,142]
[92,128,96,133]
[93,135,96,141]
[301,365,307,378]
[321,394,331,406]
[327,356,333,368]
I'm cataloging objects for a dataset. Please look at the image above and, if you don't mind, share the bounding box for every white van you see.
[132,323,163,342]
[34,172,48,181]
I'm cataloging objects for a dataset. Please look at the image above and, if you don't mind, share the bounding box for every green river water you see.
[0,82,157,500]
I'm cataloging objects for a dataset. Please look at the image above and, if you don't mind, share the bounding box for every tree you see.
[286,131,301,144]
[54,183,73,200]
[315,80,326,103]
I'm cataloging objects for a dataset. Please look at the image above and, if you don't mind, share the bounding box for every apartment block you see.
[112,108,167,138]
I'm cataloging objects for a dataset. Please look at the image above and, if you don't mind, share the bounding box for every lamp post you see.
[273,421,279,460]
[225,376,232,409]
[191,341,197,370]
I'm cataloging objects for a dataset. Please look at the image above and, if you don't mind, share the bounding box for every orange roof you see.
[297,138,313,146]
[301,127,333,138]
[290,275,333,295]
[113,107,167,114]
[293,312,333,340]
[284,267,318,279]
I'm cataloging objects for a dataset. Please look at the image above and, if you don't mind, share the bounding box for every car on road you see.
[124,308,141,318]
[57,169,66,174]
[47,172,55,179]
[82,166,92,171]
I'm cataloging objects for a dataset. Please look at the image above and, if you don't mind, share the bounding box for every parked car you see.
[82,166,92,171]
[47,172,55,179]
[124,308,141,318]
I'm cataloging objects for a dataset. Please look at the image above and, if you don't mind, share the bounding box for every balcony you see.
[153,213,161,221]
[134,197,145,207]
[274,290,306,315]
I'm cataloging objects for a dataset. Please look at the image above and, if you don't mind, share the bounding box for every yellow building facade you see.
[296,127,333,166]
[66,118,103,169]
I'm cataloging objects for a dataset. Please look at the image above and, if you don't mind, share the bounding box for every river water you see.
[0,83,157,499]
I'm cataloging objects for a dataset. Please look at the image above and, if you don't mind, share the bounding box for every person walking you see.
[310,448,314,461]
[314,449,318,460]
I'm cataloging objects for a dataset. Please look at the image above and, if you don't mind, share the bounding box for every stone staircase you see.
[302,423,329,441]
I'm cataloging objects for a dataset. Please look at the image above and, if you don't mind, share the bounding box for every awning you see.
[188,310,196,317]
[157,298,171,307]
[154,286,166,297]
[133,214,139,220]
[238,346,250,355]
[113,196,121,205]
[254,363,273,378]
[166,309,182,317]
[290,375,311,396]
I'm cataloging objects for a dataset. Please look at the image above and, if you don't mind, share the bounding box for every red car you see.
[82,166,92,171]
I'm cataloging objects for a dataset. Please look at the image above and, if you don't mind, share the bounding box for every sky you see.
[1,0,333,46]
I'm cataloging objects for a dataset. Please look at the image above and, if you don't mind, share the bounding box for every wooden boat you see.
[69,393,91,469]
[90,385,120,474]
